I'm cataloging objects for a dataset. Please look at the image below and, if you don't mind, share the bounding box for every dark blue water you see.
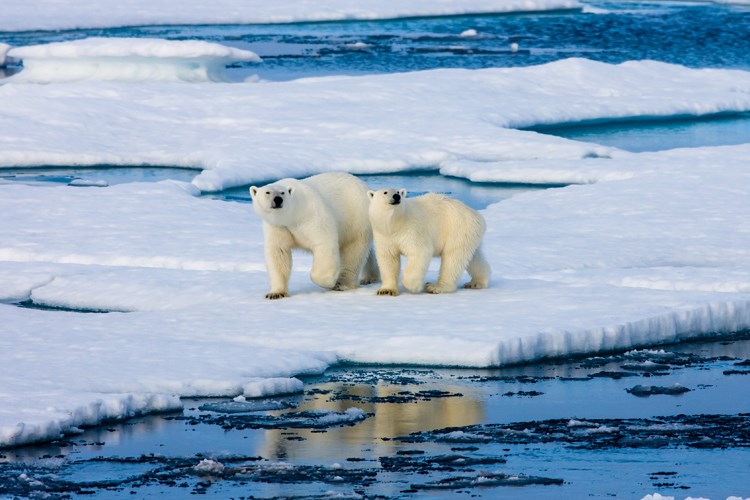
[2,1,750,81]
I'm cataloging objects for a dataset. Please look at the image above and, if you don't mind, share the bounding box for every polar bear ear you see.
[250,186,258,198]
[367,190,375,198]
[287,186,294,196]
[399,189,407,198]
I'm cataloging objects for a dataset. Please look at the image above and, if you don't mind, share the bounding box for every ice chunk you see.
[0,43,10,67]
[6,37,261,83]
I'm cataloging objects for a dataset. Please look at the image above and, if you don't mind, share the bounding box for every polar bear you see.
[368,188,490,295]
[250,172,379,299]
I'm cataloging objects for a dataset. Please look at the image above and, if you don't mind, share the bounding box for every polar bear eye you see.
[266,191,270,195]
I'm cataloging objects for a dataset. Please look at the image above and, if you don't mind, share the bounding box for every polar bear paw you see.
[462,281,487,290]
[333,281,356,291]
[425,282,455,294]
[265,292,290,300]
[376,288,399,296]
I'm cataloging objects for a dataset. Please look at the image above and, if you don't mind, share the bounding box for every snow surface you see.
[3,58,750,191]
[6,38,260,83]
[2,53,750,446]
[0,0,581,32]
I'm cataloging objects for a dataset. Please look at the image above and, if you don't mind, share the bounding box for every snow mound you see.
[6,37,261,83]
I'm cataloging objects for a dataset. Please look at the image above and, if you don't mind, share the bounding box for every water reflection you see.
[261,379,485,461]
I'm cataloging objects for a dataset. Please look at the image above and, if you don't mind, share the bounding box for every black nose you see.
[392,193,401,202]
[273,196,284,207]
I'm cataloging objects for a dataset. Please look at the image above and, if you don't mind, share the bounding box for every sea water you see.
[2,2,750,498]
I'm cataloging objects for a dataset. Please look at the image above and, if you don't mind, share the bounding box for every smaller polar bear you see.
[250,172,378,299]
[368,188,491,295]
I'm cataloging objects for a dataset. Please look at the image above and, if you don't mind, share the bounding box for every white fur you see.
[250,172,378,299]
[368,188,491,295]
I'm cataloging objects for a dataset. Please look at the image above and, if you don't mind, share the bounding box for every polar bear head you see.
[368,188,408,227]
[368,188,407,207]
[250,182,296,225]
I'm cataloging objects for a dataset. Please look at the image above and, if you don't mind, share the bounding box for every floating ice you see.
[6,38,261,83]
[2,58,750,449]
[0,0,582,32]
[0,43,10,67]
[2,59,750,191]
[242,377,304,398]
[193,459,226,475]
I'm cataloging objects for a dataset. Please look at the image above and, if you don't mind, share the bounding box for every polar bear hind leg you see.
[310,243,341,290]
[425,242,475,294]
[462,247,491,290]
[360,248,380,285]
[334,237,371,290]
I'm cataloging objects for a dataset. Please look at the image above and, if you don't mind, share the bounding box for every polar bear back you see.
[400,193,485,254]
[301,172,372,246]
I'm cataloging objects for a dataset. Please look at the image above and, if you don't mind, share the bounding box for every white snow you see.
[0,0,582,32]
[6,38,260,83]
[1,43,750,446]
[3,58,750,192]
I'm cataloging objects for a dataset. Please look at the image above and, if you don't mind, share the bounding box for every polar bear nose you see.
[391,192,401,204]
[272,195,284,208]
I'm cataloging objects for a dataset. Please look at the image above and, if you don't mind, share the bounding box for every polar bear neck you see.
[372,200,410,234]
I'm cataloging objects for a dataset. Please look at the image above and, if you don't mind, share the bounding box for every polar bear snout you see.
[272,195,284,209]
[390,192,401,205]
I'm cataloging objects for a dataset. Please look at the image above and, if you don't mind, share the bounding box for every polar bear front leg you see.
[264,246,292,300]
[374,240,400,296]
[310,243,341,290]
[263,225,294,299]
[401,249,432,294]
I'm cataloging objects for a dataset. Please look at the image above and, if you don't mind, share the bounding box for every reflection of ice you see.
[261,377,485,460]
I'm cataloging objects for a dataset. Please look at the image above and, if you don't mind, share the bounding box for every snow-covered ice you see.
[6,38,260,83]
[3,58,750,191]
[0,0,582,32]
[1,38,750,446]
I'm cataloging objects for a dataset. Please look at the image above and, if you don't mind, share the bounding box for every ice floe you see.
[2,58,750,191]
[0,0,582,32]
[2,51,750,447]
[6,38,260,83]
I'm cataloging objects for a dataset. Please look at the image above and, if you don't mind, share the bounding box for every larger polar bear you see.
[250,172,378,299]
[368,188,490,295]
